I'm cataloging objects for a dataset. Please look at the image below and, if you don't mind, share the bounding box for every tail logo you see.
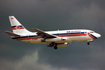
[12,25,25,30]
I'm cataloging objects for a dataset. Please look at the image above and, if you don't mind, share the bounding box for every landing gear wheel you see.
[54,43,57,49]
[54,46,57,49]
[50,42,55,47]
[87,42,90,45]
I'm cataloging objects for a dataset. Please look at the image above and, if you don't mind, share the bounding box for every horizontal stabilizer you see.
[5,31,20,36]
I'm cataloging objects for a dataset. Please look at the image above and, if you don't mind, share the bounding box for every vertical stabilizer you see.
[9,16,32,35]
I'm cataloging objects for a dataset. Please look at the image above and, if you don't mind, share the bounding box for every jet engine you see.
[46,37,67,43]
[57,42,69,47]
[48,42,69,47]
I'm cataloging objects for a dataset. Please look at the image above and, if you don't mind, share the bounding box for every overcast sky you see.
[0,0,105,70]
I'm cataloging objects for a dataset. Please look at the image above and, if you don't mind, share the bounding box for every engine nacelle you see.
[57,42,69,47]
[46,37,67,43]
[48,42,69,47]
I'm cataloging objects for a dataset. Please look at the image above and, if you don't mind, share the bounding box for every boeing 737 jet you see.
[5,16,101,49]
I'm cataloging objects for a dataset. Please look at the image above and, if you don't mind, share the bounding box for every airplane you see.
[5,16,101,49]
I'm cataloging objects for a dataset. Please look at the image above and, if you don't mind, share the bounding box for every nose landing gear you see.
[87,42,90,45]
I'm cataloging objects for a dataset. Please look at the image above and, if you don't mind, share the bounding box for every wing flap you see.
[32,28,56,38]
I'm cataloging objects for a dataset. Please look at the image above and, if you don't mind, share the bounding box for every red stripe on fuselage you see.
[87,33,95,39]
[16,37,42,41]
[15,34,87,41]
[57,34,87,37]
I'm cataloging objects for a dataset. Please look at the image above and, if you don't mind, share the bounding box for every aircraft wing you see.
[32,28,57,39]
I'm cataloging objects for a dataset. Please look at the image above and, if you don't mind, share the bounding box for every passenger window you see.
[67,31,70,33]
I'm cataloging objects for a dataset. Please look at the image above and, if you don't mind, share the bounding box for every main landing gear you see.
[54,45,57,50]
[48,42,58,50]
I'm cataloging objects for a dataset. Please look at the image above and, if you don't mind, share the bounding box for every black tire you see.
[54,45,57,49]
[87,42,90,45]
[50,42,55,47]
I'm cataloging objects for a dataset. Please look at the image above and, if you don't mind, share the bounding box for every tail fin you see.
[9,16,32,35]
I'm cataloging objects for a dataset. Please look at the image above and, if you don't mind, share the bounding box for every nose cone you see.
[96,33,101,38]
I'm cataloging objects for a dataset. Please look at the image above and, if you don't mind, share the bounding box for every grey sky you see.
[0,0,105,70]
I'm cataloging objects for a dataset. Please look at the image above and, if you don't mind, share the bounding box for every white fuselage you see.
[12,29,101,46]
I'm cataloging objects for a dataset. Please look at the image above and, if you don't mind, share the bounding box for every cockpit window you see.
[90,31,95,33]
